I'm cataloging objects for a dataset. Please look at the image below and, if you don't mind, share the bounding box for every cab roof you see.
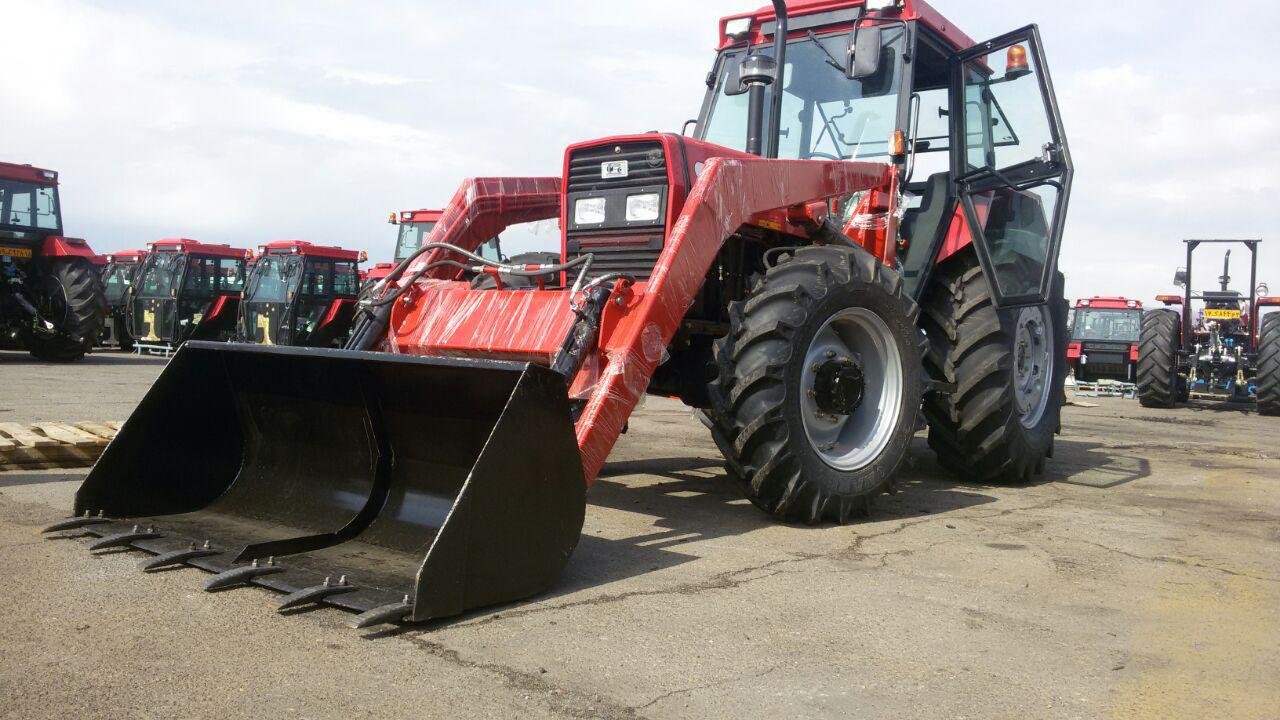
[0,161,59,185]
[720,0,973,51]
[260,240,363,262]
[1076,297,1142,309]
[148,238,249,259]
[397,209,443,224]
[105,250,147,263]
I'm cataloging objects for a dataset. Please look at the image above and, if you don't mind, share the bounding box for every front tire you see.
[705,245,924,524]
[920,251,1067,484]
[1256,312,1280,416]
[1136,309,1182,408]
[25,258,108,362]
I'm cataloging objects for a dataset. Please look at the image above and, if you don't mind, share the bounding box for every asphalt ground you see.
[1,349,1276,719]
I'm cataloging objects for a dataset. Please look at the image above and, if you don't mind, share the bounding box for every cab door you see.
[949,25,1073,307]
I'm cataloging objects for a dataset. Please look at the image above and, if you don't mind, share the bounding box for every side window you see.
[218,258,245,292]
[6,189,33,226]
[304,260,333,295]
[962,52,1049,172]
[185,257,217,297]
[35,187,59,230]
[332,261,358,295]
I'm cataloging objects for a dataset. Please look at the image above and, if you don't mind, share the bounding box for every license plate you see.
[601,160,629,179]
[0,245,32,259]
[1204,308,1241,320]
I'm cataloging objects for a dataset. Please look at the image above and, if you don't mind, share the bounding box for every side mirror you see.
[846,24,883,80]
[723,57,748,96]
[1173,269,1188,288]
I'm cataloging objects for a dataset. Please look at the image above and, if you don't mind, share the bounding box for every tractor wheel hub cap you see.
[801,308,903,472]
[1013,305,1053,428]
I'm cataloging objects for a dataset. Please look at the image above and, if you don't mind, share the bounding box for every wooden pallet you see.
[0,421,121,470]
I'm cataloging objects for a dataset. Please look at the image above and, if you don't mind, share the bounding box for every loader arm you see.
[390,157,896,482]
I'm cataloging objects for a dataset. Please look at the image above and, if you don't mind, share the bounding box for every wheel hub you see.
[812,355,865,415]
[1013,305,1053,428]
[800,308,904,472]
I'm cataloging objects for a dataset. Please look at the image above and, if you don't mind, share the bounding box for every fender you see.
[41,236,97,260]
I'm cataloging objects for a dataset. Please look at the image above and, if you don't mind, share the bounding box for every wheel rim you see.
[37,274,71,327]
[800,308,903,471]
[1013,305,1053,428]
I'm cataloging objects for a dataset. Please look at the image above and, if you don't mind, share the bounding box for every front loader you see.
[50,0,1075,628]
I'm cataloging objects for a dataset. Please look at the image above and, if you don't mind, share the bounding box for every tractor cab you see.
[1067,297,1142,382]
[363,209,504,290]
[237,241,364,347]
[128,239,248,353]
[100,250,147,349]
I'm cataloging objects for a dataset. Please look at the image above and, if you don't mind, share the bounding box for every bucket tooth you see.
[203,558,285,591]
[140,541,219,572]
[349,595,414,629]
[43,511,109,534]
[88,524,161,552]
[277,575,357,612]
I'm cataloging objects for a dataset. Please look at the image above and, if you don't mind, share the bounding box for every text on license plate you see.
[1204,308,1241,319]
[0,245,33,259]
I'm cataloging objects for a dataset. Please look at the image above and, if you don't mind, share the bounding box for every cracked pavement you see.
[1,351,1277,719]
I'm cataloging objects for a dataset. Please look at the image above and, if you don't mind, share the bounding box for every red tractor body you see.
[0,161,108,360]
[1067,296,1143,382]
[126,238,250,351]
[100,249,148,349]
[65,0,1077,627]
[363,209,445,286]
[237,240,366,347]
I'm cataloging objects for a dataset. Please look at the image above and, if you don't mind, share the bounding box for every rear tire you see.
[1136,309,1181,408]
[920,251,1067,484]
[1256,312,1280,416]
[25,258,108,362]
[705,245,924,524]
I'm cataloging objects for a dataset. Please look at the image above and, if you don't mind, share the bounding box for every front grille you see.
[566,140,669,281]
[567,141,667,193]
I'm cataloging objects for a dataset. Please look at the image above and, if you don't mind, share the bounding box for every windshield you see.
[395,221,436,262]
[136,253,184,298]
[102,263,136,304]
[245,254,302,303]
[700,28,905,160]
[1072,309,1141,343]
[0,179,61,233]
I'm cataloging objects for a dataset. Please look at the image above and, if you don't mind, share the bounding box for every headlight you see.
[574,197,606,225]
[625,193,661,223]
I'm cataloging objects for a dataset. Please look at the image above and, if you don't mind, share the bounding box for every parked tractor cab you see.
[61,0,1077,627]
[0,161,107,361]
[237,241,364,347]
[362,209,505,292]
[100,250,146,350]
[1140,239,1280,412]
[128,239,248,353]
[1068,297,1142,382]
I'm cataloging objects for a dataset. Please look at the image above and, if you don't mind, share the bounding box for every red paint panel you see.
[41,235,97,259]
[1067,342,1081,360]
[259,240,360,261]
[318,298,354,329]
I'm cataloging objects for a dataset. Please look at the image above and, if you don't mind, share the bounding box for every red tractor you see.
[100,250,147,350]
[236,241,365,347]
[1139,239,1280,411]
[0,161,107,361]
[56,0,1074,627]
[127,239,250,353]
[362,209,449,290]
[1067,297,1142,383]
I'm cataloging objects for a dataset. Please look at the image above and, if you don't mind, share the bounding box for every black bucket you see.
[70,341,586,622]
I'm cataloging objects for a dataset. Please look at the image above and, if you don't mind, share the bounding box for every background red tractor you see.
[1067,297,1142,383]
[127,238,249,354]
[236,241,365,347]
[0,161,107,361]
[1139,239,1280,411]
[58,0,1075,627]
[99,249,147,350]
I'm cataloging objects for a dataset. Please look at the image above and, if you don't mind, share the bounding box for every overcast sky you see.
[2,0,1277,302]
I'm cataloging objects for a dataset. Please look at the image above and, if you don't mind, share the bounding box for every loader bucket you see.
[69,341,586,623]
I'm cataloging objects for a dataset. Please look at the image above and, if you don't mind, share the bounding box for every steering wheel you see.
[807,151,843,161]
